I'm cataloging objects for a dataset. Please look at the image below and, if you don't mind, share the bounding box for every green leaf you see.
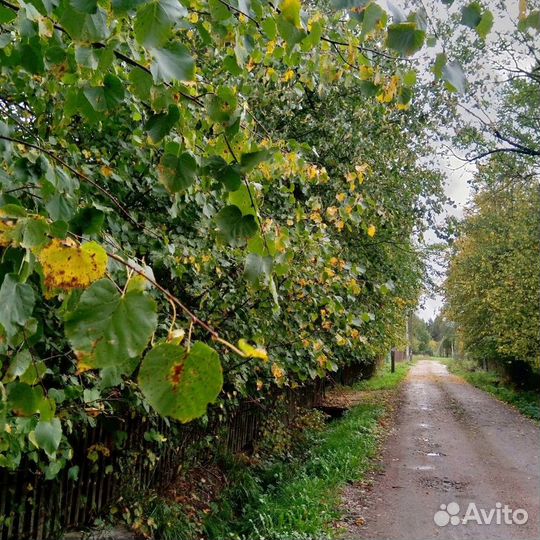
[276,16,305,45]
[206,88,238,125]
[33,418,62,458]
[138,342,223,422]
[302,19,323,50]
[71,0,98,14]
[360,2,386,40]
[46,195,75,222]
[228,184,255,215]
[21,218,49,249]
[134,0,187,47]
[158,151,197,192]
[150,42,195,83]
[0,204,27,217]
[129,67,154,100]
[204,157,242,191]
[281,0,301,27]
[64,279,157,371]
[244,253,273,284]
[83,74,125,111]
[442,61,467,93]
[331,0,368,9]
[0,274,35,338]
[239,149,271,172]
[7,382,43,415]
[50,220,69,239]
[261,17,277,39]
[476,10,493,38]
[402,69,417,86]
[433,52,447,78]
[518,10,540,32]
[20,40,45,74]
[219,164,242,191]
[215,205,258,240]
[3,350,32,383]
[0,5,17,23]
[20,360,46,386]
[69,207,105,235]
[145,105,180,143]
[68,465,80,481]
[208,0,231,20]
[386,22,425,56]
[357,80,380,97]
[460,2,482,28]
[59,7,111,42]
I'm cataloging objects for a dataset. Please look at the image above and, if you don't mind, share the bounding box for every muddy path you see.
[342,360,539,540]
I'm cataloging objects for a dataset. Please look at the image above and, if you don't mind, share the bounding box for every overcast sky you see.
[417,157,474,321]
[404,0,527,321]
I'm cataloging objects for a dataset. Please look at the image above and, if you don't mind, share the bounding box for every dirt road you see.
[343,360,539,540]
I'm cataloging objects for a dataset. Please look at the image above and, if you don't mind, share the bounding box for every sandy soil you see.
[341,360,539,540]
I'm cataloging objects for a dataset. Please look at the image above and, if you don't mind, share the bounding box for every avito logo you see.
[434,502,528,526]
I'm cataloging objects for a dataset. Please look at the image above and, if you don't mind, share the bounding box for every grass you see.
[354,360,412,391]
[204,362,411,540]
[204,404,383,540]
[443,359,540,421]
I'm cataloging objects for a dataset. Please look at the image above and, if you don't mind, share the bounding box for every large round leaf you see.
[158,151,197,192]
[138,342,223,422]
[134,0,187,47]
[64,279,157,372]
[149,42,195,83]
[39,239,107,290]
[215,205,258,241]
[7,382,43,416]
[32,418,62,458]
[385,22,425,56]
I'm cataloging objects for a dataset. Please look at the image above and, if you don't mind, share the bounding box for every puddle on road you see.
[415,450,446,457]
[415,465,435,471]
[418,423,431,429]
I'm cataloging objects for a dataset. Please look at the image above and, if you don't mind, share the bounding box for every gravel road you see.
[344,360,539,540]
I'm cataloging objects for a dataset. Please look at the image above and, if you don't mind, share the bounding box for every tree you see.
[411,314,432,355]
[0,0,444,473]
[444,155,540,378]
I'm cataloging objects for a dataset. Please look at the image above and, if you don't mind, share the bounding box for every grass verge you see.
[204,362,411,540]
[354,360,412,391]
[443,359,540,421]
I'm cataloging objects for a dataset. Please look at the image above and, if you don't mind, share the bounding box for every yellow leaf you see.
[39,239,108,289]
[367,224,376,237]
[283,69,295,82]
[0,220,15,247]
[238,339,269,361]
[271,362,286,380]
[100,165,113,177]
[281,0,301,27]
[359,65,373,80]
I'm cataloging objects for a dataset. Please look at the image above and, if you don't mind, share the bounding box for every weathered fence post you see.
[391,349,396,373]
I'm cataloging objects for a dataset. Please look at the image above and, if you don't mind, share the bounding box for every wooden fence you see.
[0,377,331,540]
